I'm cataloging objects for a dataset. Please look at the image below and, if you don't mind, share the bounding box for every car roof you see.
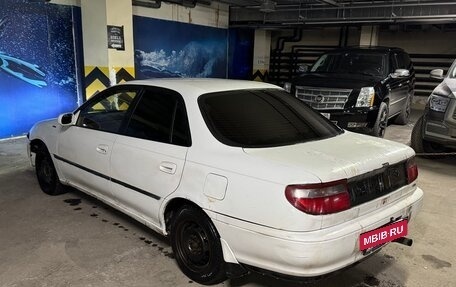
[120,78,281,97]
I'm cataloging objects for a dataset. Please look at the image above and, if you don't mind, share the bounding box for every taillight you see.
[406,157,418,183]
[285,179,351,215]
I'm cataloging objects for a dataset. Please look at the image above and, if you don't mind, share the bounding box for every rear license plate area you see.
[360,219,408,253]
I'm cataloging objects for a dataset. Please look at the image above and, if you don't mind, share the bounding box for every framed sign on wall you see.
[107,25,125,51]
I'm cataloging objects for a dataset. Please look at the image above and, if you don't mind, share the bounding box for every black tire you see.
[170,205,226,285]
[410,116,425,154]
[35,146,66,196]
[394,95,411,125]
[372,102,389,137]
[411,116,446,158]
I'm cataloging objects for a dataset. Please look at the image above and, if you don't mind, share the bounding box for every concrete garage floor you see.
[0,110,455,287]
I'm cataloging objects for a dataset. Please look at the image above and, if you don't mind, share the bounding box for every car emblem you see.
[315,95,323,102]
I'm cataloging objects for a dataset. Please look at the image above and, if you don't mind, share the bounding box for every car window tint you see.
[172,101,191,146]
[77,90,139,133]
[311,52,385,76]
[450,63,456,78]
[390,55,398,71]
[125,89,191,146]
[395,52,405,69]
[199,89,342,148]
[401,52,412,69]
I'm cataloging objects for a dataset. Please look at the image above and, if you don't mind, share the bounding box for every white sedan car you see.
[27,79,423,285]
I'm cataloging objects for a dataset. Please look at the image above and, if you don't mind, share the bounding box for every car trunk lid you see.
[243,132,416,228]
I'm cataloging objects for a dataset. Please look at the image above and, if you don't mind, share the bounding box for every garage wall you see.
[271,26,456,54]
[271,27,360,51]
[133,3,229,28]
[378,28,456,54]
[0,0,83,139]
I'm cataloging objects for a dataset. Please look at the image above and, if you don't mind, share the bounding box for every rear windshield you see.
[198,89,342,148]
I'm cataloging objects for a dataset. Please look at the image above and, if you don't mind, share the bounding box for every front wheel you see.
[411,116,446,158]
[170,205,226,285]
[372,102,389,137]
[35,146,66,195]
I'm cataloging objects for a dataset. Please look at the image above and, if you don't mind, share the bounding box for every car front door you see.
[387,52,410,116]
[109,87,191,227]
[55,87,141,202]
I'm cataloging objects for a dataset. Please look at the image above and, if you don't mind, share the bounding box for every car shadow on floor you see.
[226,252,407,287]
[62,185,171,247]
[61,182,408,287]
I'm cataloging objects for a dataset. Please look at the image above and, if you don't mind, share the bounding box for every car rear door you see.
[56,86,142,202]
[109,87,191,226]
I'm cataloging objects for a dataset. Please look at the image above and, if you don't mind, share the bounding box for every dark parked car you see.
[411,60,456,156]
[284,47,415,137]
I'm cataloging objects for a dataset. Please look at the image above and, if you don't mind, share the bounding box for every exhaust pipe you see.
[393,237,413,247]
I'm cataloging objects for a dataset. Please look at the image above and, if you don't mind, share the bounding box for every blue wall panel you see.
[134,16,227,79]
[228,28,254,80]
[0,1,82,138]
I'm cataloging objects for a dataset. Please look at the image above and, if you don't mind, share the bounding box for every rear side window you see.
[125,88,191,146]
[199,89,342,148]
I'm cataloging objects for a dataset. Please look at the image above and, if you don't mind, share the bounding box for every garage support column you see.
[252,29,271,82]
[359,25,379,47]
[81,0,135,99]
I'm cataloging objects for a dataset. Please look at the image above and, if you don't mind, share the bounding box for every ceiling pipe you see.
[164,0,196,8]
[132,0,211,9]
[132,0,162,9]
[231,1,456,12]
[317,0,339,6]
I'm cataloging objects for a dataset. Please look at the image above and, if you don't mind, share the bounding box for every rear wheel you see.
[170,205,226,285]
[35,146,66,195]
[372,102,389,137]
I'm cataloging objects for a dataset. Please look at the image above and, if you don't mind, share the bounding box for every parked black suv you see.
[284,47,415,137]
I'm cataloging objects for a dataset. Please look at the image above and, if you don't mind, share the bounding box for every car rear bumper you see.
[212,186,423,278]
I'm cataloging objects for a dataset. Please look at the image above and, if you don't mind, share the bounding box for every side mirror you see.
[391,69,410,78]
[58,113,74,126]
[430,69,444,80]
[297,64,310,73]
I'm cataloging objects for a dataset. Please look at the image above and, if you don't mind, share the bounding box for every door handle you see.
[159,162,177,174]
[96,144,109,155]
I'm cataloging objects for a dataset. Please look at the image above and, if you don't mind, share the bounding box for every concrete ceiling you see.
[131,1,456,27]
[216,0,456,27]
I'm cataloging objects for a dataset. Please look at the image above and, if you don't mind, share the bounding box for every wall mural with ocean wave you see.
[0,0,82,139]
[133,16,227,79]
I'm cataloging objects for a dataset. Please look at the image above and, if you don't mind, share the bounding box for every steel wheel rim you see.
[176,220,211,272]
[38,156,53,187]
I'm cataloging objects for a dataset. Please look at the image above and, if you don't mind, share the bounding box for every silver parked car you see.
[411,60,456,155]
